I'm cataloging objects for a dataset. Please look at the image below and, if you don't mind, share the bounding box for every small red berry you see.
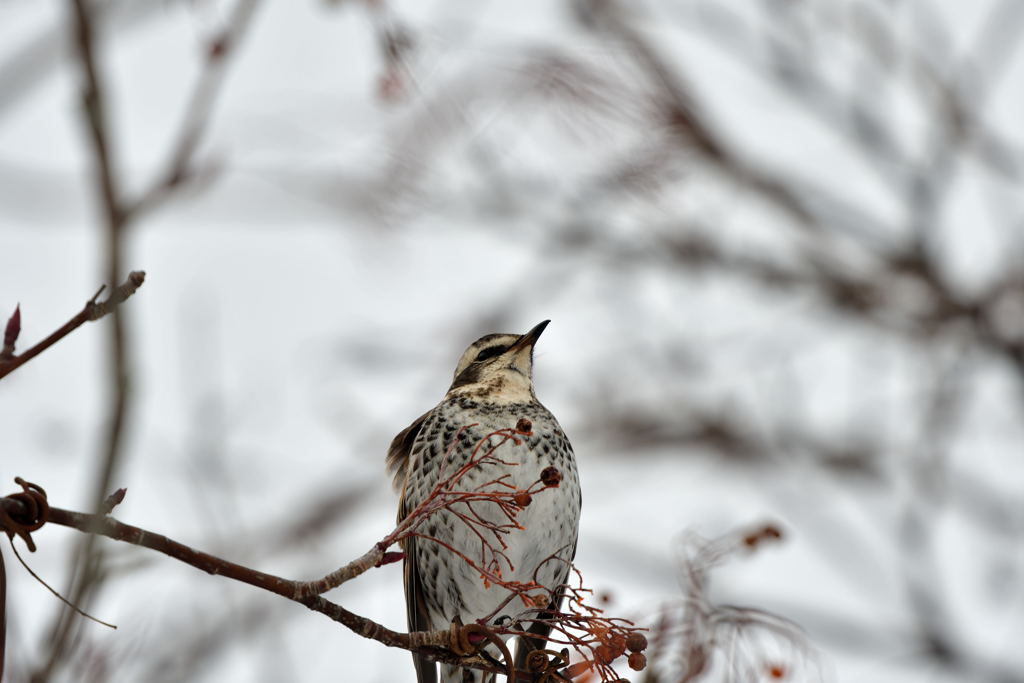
[609,633,627,658]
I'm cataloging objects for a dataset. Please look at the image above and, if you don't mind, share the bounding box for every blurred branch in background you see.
[3,0,1023,680]
[353,0,1024,680]
[639,524,821,683]
[0,1,193,122]
[30,0,260,680]
[582,2,1024,681]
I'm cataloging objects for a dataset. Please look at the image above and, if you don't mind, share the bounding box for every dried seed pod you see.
[609,633,627,658]
[594,644,615,665]
[515,417,533,434]
[627,652,647,671]
[540,466,562,487]
[513,491,533,507]
[626,632,648,653]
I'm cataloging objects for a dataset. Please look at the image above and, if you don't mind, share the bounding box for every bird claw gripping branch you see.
[0,478,49,552]
[525,648,576,682]
[448,620,515,681]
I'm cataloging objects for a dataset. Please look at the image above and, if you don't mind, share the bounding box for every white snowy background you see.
[2,1,1023,682]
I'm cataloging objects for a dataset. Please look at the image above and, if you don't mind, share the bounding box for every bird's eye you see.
[474,345,508,363]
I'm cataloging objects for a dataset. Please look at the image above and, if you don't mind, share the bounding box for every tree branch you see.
[1,492,536,682]
[2,427,648,681]
[0,271,146,381]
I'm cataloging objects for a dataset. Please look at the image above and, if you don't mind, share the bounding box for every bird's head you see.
[447,320,550,403]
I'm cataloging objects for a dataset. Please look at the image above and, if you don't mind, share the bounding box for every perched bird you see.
[387,320,581,683]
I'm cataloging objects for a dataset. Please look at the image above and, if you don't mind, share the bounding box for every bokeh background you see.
[2,1,1024,681]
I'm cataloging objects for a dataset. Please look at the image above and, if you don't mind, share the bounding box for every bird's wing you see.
[402,525,437,683]
[386,410,430,493]
[391,411,438,683]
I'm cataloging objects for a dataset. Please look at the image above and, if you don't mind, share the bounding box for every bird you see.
[387,320,581,683]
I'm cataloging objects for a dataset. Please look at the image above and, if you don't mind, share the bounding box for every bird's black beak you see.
[510,320,550,352]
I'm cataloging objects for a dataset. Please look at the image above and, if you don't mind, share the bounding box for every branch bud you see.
[3,304,20,356]
[101,487,127,514]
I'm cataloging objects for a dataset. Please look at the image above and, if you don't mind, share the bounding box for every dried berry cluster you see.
[482,565,651,682]
[593,625,649,672]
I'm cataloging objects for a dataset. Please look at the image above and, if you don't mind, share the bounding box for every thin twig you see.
[0,271,145,381]
[6,540,116,630]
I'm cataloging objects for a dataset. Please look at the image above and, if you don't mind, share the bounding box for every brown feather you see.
[391,411,438,683]
[403,526,437,682]
[386,410,429,493]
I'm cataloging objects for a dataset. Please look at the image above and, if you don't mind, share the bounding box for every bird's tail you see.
[439,663,496,683]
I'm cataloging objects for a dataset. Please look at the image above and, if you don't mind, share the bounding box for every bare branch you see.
[1,421,648,681]
[0,479,619,682]
[0,271,146,381]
